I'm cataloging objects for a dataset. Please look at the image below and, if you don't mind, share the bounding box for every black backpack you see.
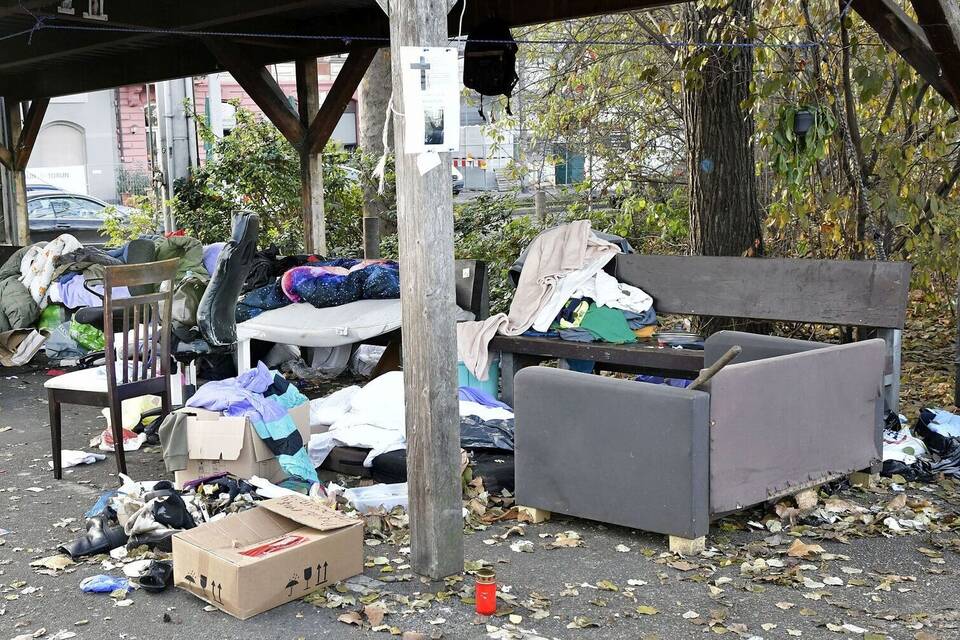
[463,19,519,121]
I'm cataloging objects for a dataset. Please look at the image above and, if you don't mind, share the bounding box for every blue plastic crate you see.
[457,359,500,398]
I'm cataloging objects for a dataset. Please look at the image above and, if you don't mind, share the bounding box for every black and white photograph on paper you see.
[399,46,460,154]
[424,108,445,146]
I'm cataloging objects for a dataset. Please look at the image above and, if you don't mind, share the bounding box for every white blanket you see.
[307,373,516,468]
[308,371,406,467]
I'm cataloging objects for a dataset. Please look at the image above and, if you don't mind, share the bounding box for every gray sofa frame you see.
[514,331,886,547]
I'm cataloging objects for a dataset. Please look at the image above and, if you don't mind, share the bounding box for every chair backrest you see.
[612,254,912,329]
[102,258,178,387]
[196,211,260,346]
[454,259,489,320]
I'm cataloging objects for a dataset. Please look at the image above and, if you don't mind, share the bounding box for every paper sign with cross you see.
[410,55,431,90]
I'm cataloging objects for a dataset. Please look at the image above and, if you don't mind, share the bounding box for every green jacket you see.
[0,247,40,332]
[154,236,209,282]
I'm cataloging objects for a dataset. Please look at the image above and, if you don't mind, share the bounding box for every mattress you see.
[236,299,402,348]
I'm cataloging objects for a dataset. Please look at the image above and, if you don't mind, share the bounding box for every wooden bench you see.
[494,254,912,411]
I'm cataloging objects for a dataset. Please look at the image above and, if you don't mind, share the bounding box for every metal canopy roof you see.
[0,0,672,99]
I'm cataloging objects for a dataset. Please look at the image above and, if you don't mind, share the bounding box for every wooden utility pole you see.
[387,0,463,578]
[296,57,326,256]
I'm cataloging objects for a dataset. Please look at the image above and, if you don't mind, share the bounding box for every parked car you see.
[28,190,135,245]
[452,166,464,195]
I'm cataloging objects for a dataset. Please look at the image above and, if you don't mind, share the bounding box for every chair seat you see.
[44,366,109,393]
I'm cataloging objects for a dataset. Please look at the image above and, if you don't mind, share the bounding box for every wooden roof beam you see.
[851,0,955,108]
[205,38,306,147]
[12,97,47,170]
[910,0,960,109]
[306,46,379,154]
[0,0,331,71]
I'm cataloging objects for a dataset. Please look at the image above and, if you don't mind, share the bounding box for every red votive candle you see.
[475,567,497,615]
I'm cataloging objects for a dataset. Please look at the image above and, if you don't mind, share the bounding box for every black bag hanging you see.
[463,19,519,121]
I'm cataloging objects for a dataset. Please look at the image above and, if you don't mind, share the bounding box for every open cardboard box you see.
[173,403,310,488]
[172,495,363,620]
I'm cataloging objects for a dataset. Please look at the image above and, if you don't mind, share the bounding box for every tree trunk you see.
[683,0,762,259]
[359,49,392,258]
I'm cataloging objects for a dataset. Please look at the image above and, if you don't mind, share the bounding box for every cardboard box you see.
[172,495,363,620]
[173,403,311,488]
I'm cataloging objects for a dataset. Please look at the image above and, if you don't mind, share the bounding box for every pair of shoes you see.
[58,513,128,558]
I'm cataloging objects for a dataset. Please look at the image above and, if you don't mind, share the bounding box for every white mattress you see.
[236,299,402,348]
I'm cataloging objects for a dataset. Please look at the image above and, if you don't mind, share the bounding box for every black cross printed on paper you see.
[410,55,430,90]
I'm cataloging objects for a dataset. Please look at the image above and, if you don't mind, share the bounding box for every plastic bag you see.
[344,483,408,514]
[44,321,86,360]
[37,304,67,332]
[69,319,105,351]
[79,574,130,594]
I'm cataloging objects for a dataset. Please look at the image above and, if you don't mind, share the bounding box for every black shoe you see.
[138,560,173,593]
[58,514,128,558]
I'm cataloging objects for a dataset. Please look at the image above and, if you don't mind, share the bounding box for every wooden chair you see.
[45,258,178,478]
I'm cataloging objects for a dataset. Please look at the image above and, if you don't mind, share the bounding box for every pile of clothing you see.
[0,232,216,365]
[160,362,319,484]
[307,371,516,468]
[457,220,654,380]
[882,408,960,481]
[59,473,257,558]
[236,258,400,322]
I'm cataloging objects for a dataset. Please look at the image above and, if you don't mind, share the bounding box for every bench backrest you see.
[613,254,911,329]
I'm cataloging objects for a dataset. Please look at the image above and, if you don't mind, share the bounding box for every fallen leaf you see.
[786,539,825,558]
[338,611,362,626]
[508,614,522,624]
[635,605,658,615]
[547,531,583,549]
[566,616,599,629]
[682,610,700,619]
[615,544,631,553]
[29,555,74,571]
[775,602,795,610]
[365,605,385,627]
[596,580,618,592]
[668,560,698,572]
[886,494,907,511]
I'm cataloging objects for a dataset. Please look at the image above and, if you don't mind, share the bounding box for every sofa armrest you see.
[706,339,885,514]
[704,330,828,367]
[515,366,710,539]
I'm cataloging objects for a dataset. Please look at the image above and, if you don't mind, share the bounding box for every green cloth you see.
[579,303,636,344]
[154,236,209,282]
[0,247,40,333]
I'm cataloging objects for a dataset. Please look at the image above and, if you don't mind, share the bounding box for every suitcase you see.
[320,446,372,478]
[371,449,515,494]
